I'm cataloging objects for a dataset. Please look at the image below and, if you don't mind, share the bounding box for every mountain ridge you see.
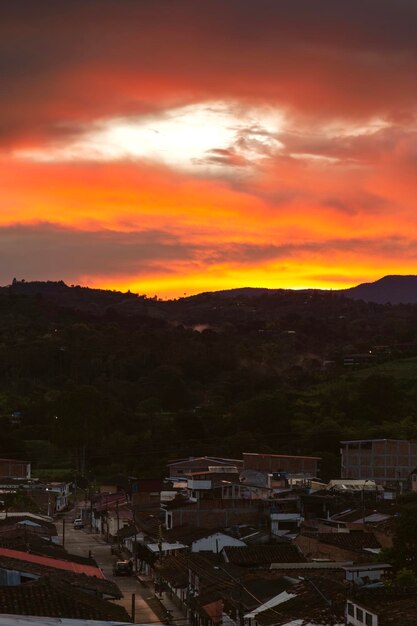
[3,274,417,307]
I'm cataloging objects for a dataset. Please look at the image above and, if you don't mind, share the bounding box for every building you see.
[243,453,320,479]
[346,591,417,626]
[341,439,417,487]
[167,457,243,479]
[0,459,31,479]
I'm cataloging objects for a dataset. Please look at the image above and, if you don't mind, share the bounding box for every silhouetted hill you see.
[2,279,164,318]
[341,275,417,304]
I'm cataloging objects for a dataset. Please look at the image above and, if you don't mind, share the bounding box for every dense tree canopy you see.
[2,282,417,479]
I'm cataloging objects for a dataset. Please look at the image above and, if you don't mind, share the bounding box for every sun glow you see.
[15,102,284,171]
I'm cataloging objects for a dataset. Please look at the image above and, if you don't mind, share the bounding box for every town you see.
[1,440,417,625]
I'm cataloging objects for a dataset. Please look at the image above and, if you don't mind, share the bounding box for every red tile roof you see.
[0,547,104,578]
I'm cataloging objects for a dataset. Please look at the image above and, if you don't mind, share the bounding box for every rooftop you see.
[317,532,381,552]
[223,544,306,566]
[243,452,322,461]
[0,577,129,622]
[0,547,104,578]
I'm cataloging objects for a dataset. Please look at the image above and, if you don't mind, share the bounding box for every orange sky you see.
[2,1,417,298]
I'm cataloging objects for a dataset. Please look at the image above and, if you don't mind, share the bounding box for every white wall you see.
[346,601,378,626]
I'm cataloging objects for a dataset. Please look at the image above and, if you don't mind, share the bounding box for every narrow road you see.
[57,512,162,624]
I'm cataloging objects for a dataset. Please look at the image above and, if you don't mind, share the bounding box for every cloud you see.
[2,1,417,150]
[0,224,195,284]
[2,223,417,295]
[2,1,417,296]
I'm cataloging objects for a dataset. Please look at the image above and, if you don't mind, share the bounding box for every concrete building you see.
[243,452,320,478]
[341,438,417,487]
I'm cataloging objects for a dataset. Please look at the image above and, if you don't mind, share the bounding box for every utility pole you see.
[62,518,66,549]
[116,501,120,551]
[131,593,136,623]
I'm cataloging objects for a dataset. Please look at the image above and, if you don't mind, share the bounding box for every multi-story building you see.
[341,438,417,487]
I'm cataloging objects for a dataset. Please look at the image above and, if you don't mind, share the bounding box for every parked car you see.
[73,518,84,529]
[113,560,133,576]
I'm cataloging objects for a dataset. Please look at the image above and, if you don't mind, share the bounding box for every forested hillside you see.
[3,280,417,481]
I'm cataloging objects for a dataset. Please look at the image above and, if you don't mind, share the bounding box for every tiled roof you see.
[0,547,103,577]
[223,544,306,566]
[155,553,188,588]
[117,523,139,540]
[240,578,292,611]
[255,576,346,626]
[0,553,120,598]
[351,590,417,626]
[132,511,162,538]
[331,508,383,523]
[164,525,229,545]
[317,531,381,551]
[0,528,97,565]
[0,577,129,621]
[0,516,56,534]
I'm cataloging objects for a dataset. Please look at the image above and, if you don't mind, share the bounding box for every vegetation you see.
[3,281,417,480]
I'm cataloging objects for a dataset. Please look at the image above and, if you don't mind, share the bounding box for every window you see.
[365,613,373,626]
[347,603,354,617]
[166,512,173,529]
[356,607,364,621]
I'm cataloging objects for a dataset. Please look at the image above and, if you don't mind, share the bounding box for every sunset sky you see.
[2,1,417,298]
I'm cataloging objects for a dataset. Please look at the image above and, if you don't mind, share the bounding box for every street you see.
[57,512,164,624]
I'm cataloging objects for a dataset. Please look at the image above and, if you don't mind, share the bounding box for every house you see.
[164,526,246,553]
[135,539,187,576]
[346,590,417,626]
[0,577,130,622]
[342,563,391,587]
[45,482,71,511]
[131,478,164,510]
[89,491,128,535]
[0,514,58,541]
[0,547,121,599]
[164,497,269,530]
[243,453,320,480]
[167,456,243,479]
[246,576,346,626]
[222,544,306,567]
[270,496,303,537]
[0,618,141,626]
[408,466,417,492]
[106,502,133,540]
[295,530,382,562]
[0,458,31,479]
[0,546,106,582]
[156,549,346,626]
